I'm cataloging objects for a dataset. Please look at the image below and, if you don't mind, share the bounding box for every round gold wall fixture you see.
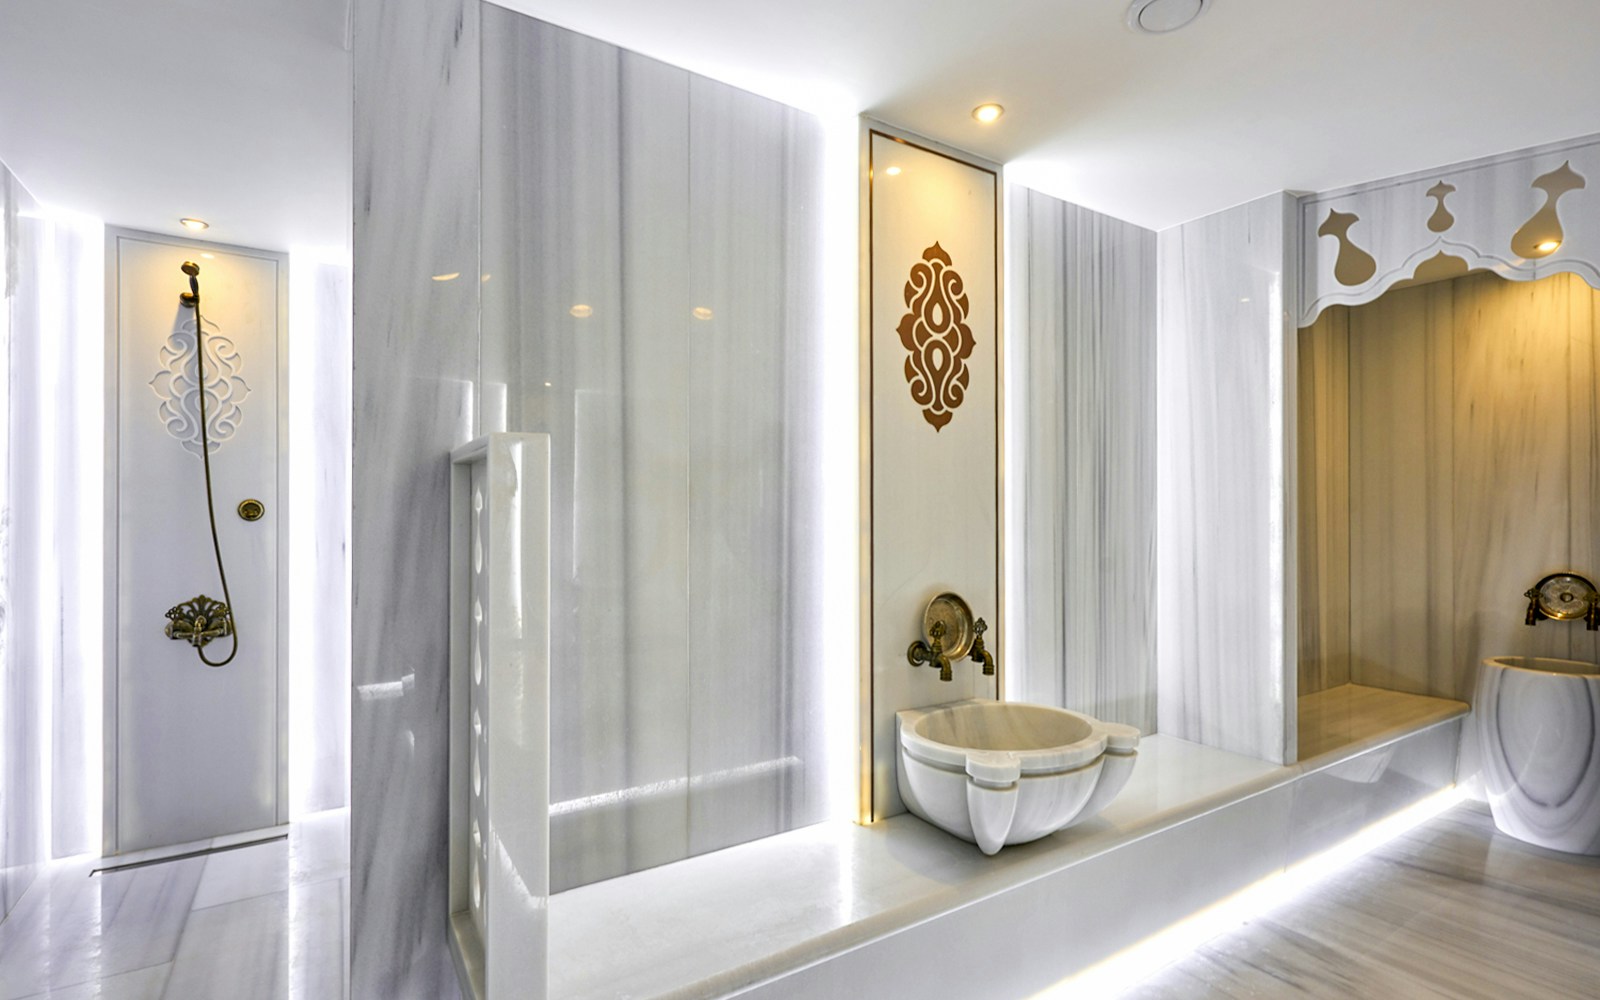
[237,498,265,522]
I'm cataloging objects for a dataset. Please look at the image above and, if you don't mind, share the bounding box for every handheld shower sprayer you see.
[162,259,241,667]
[180,260,200,308]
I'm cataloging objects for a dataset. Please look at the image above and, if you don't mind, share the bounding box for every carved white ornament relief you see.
[148,318,250,455]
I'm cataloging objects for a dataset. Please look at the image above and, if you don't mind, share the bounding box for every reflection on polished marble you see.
[1298,682,1467,761]
[549,735,1289,999]
[1124,800,1600,999]
[0,809,348,1000]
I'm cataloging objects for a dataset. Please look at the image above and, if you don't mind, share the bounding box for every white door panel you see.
[109,231,284,853]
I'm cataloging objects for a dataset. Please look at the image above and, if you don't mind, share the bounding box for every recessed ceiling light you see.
[200,252,216,259]
[972,103,1004,124]
[1535,239,1562,254]
[569,304,593,318]
[885,166,902,176]
[1127,0,1210,34]
[179,217,209,231]
[432,272,460,282]
[692,306,714,321]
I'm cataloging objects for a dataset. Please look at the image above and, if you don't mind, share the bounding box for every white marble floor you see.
[0,810,348,1000]
[1124,800,1600,999]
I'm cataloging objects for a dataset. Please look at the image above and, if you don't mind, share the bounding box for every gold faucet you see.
[908,621,954,682]
[970,618,995,676]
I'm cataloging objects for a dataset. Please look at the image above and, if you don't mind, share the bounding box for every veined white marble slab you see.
[1007,186,1157,734]
[1156,193,1299,765]
[350,0,480,996]
[548,735,1298,999]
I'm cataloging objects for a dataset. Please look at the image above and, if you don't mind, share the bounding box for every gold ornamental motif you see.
[896,242,974,431]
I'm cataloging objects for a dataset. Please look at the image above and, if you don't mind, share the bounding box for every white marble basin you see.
[897,700,1139,855]
[1477,656,1600,855]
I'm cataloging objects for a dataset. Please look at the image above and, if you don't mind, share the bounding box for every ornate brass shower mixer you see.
[164,595,235,649]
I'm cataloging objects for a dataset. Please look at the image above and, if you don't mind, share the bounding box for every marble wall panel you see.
[684,74,826,856]
[1297,271,1600,706]
[1156,194,1298,764]
[46,211,102,859]
[1295,310,1351,695]
[479,10,829,887]
[350,0,479,996]
[0,159,45,921]
[1,161,103,906]
[295,261,352,815]
[1008,186,1156,734]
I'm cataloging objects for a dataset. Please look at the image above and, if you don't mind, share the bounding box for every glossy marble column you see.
[1156,194,1298,764]
[1008,186,1156,734]
[351,0,478,996]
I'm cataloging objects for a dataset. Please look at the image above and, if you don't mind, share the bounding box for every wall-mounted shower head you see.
[180,260,201,308]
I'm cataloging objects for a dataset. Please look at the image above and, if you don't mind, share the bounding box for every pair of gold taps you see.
[908,618,996,682]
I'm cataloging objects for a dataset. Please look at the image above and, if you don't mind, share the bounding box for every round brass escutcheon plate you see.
[923,592,976,660]
[237,498,266,522]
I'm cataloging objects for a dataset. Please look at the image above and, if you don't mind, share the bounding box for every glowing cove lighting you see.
[1031,786,1467,998]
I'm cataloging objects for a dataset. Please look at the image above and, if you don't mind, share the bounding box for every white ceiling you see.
[0,0,351,253]
[2,0,1597,243]
[499,0,1600,230]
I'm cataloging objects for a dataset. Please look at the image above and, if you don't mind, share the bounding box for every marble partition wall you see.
[478,10,830,889]
[0,160,45,921]
[351,0,479,996]
[1298,271,1600,702]
[293,260,352,816]
[1156,194,1299,764]
[1007,187,1156,734]
[1,161,103,910]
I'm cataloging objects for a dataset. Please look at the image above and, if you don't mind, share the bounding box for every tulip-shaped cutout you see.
[1318,209,1378,286]
[1425,181,1457,233]
[1512,161,1586,259]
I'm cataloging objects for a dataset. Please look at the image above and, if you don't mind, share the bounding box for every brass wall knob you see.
[237,498,265,522]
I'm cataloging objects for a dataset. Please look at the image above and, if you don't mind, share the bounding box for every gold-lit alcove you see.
[1297,262,1600,760]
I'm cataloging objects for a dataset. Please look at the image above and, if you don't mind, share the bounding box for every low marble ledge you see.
[549,702,1467,1000]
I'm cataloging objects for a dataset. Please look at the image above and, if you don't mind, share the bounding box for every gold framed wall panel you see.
[859,121,1003,822]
